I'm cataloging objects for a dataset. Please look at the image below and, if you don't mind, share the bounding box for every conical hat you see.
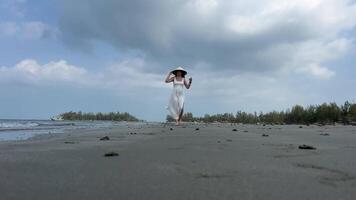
[171,66,187,76]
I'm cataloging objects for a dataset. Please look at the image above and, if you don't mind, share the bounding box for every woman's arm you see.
[184,77,192,89]
[165,72,174,83]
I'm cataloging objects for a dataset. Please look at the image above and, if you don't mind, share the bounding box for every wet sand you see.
[1,123,356,200]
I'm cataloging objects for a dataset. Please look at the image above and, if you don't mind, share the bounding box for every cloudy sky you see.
[1,0,356,121]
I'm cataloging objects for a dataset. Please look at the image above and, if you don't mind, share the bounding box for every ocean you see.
[0,119,144,141]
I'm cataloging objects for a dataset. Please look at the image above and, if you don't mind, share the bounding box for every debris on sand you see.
[141,132,153,135]
[299,126,303,128]
[170,128,173,131]
[64,141,76,144]
[232,129,238,132]
[298,144,316,150]
[262,134,269,137]
[104,152,119,157]
[100,136,110,141]
[195,128,200,131]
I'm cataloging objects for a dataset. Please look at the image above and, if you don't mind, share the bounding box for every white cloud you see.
[0,58,167,93]
[103,59,168,89]
[0,22,18,36]
[59,0,356,79]
[226,15,270,35]
[0,58,296,101]
[0,0,27,18]
[296,63,335,79]
[21,21,53,39]
[268,37,350,80]
[224,0,356,37]
[1,58,348,119]
[0,59,88,85]
[186,0,218,15]
[187,67,304,108]
[0,21,58,39]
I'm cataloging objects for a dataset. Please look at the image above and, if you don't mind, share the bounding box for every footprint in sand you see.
[294,163,356,187]
[267,144,319,158]
[195,172,233,179]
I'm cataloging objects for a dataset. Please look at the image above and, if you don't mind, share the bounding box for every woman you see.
[165,67,192,125]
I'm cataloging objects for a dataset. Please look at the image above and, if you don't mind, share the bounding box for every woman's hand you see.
[185,77,192,89]
[165,71,174,83]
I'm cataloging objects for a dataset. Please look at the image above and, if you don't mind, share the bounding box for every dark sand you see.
[1,123,356,200]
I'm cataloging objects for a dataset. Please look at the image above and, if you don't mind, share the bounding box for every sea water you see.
[0,119,144,141]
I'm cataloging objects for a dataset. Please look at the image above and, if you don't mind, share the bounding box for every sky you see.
[0,0,356,122]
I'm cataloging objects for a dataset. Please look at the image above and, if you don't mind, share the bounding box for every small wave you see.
[0,122,39,129]
[38,122,76,127]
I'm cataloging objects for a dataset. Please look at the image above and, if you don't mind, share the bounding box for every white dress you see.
[167,77,185,120]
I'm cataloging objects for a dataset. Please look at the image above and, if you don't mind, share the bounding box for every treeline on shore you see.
[59,111,140,121]
[167,101,356,125]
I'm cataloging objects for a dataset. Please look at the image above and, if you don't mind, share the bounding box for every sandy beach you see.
[1,123,356,200]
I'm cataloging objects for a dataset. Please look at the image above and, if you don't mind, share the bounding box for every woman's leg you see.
[173,95,180,125]
[178,107,184,124]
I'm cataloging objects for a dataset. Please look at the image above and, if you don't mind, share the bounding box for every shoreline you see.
[0,120,152,142]
[1,120,355,143]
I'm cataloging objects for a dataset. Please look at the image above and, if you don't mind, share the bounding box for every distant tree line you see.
[167,101,356,125]
[59,111,140,121]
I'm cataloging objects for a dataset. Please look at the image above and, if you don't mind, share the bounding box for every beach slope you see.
[1,123,356,200]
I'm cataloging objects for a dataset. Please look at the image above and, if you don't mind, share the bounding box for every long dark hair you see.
[173,70,186,78]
